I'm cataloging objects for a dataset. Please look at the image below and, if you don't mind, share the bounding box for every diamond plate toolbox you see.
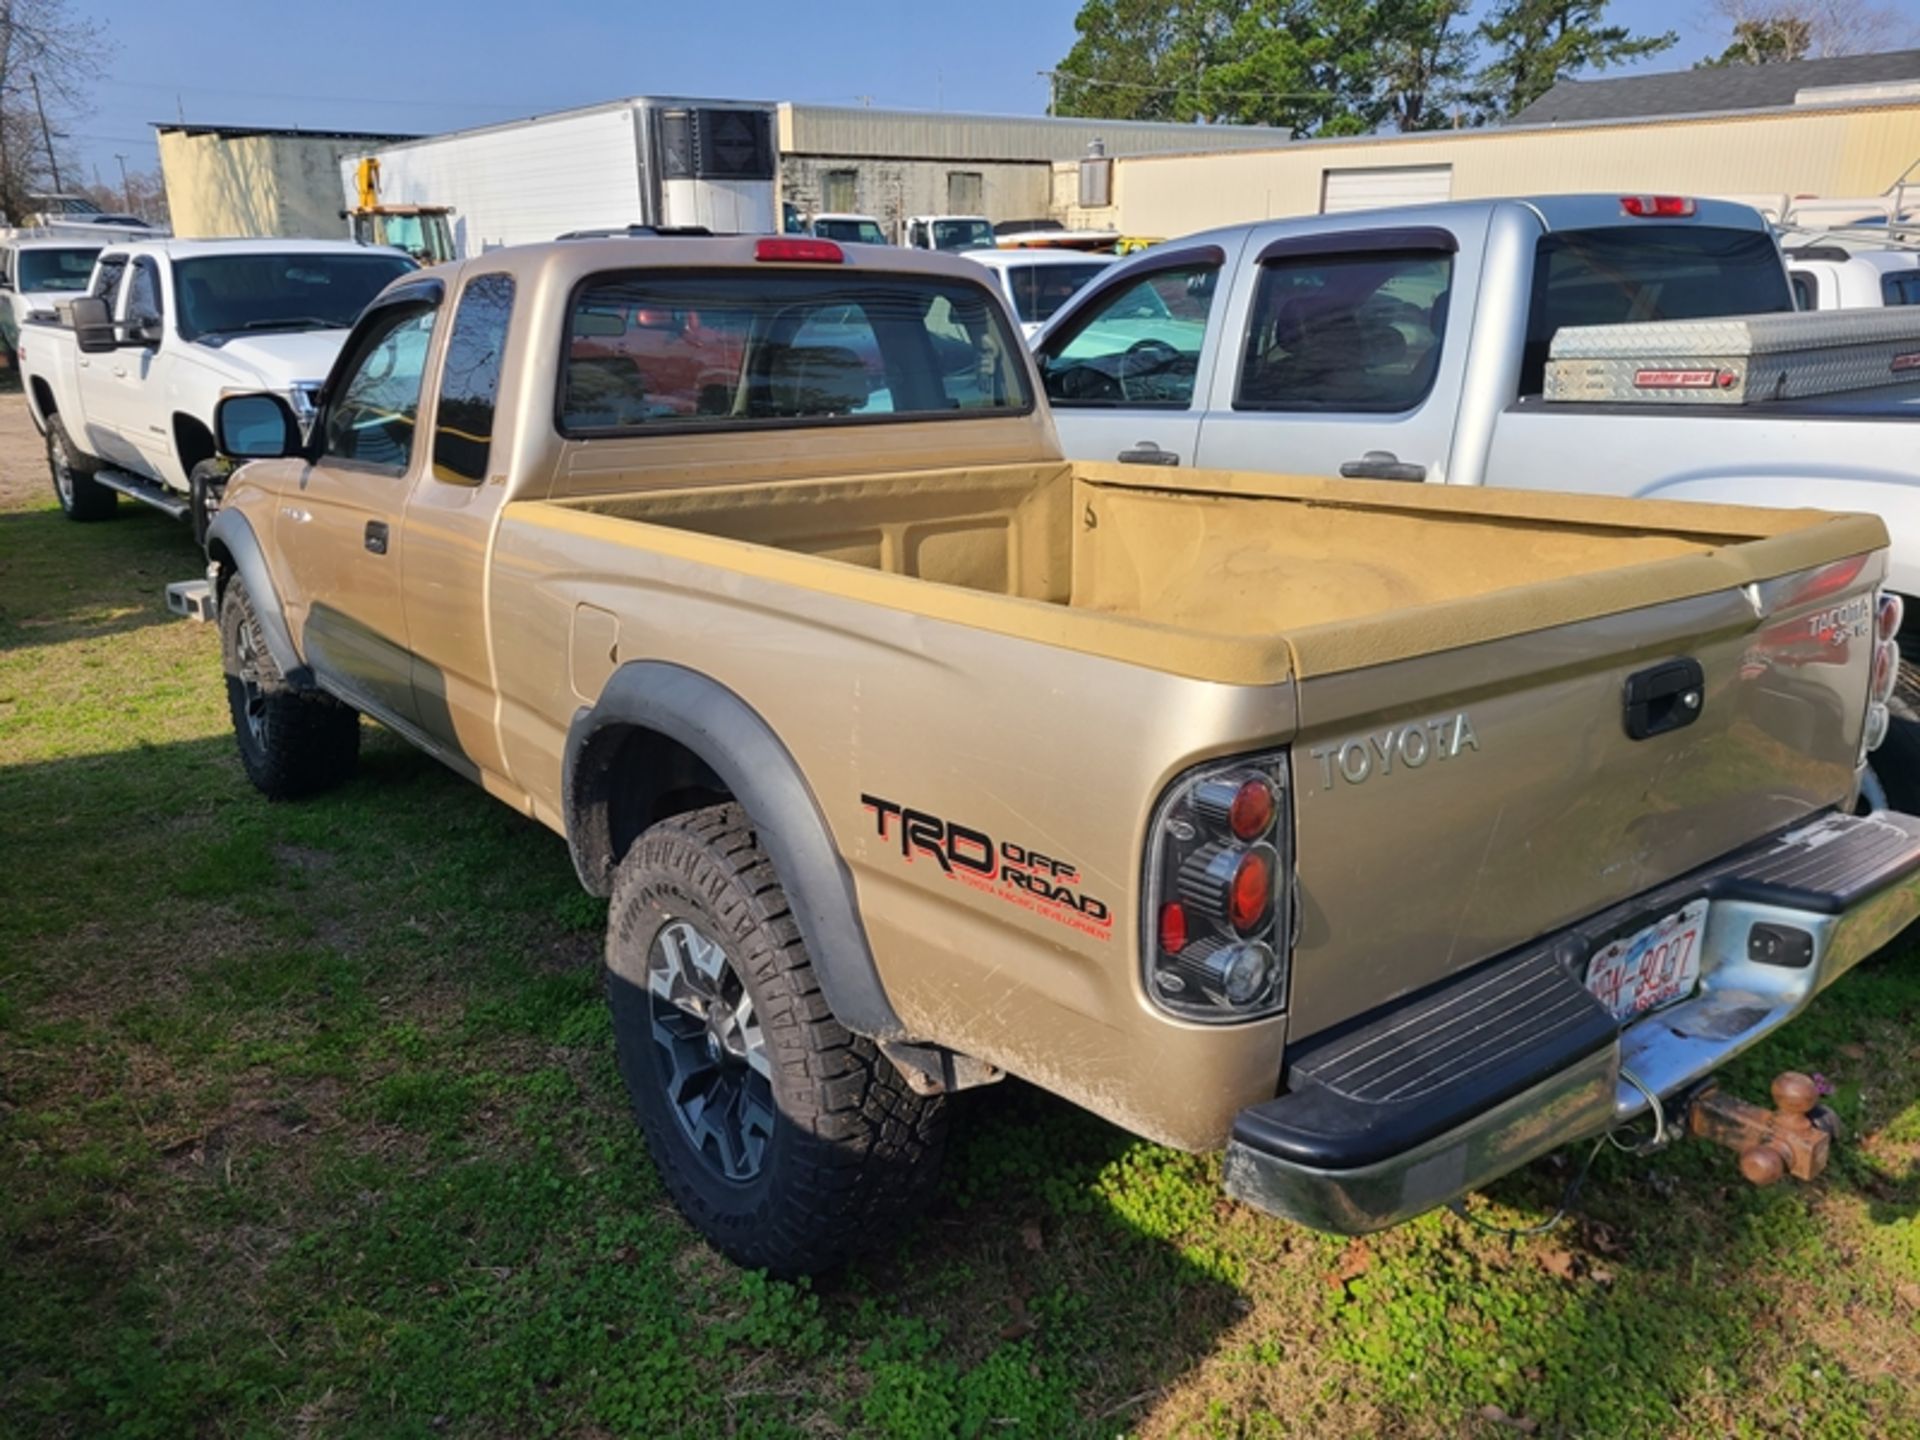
[1544,308,1920,405]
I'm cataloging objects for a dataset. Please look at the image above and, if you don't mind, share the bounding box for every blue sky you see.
[71,0,1903,187]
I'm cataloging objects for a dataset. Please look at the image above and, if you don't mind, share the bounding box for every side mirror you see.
[214,393,301,459]
[71,295,116,354]
[128,316,163,348]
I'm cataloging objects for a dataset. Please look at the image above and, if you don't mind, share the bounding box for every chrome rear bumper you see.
[1224,811,1920,1234]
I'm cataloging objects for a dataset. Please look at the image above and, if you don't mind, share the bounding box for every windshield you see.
[932,220,994,252]
[17,247,100,292]
[813,218,887,246]
[1007,262,1109,324]
[173,252,417,341]
[1523,226,1792,394]
[561,269,1030,434]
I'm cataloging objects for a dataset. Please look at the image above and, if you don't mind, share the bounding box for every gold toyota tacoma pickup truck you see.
[184,232,1920,1275]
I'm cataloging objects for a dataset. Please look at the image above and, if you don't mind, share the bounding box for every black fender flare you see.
[204,508,312,688]
[565,661,905,1041]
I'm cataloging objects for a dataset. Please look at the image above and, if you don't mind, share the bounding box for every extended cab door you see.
[1034,241,1239,469]
[88,255,173,483]
[1194,218,1479,483]
[71,252,142,471]
[276,281,442,728]
[401,270,518,778]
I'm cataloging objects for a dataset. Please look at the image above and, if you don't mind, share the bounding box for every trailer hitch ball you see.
[1686,1071,1840,1186]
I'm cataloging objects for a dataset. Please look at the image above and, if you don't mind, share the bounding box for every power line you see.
[103,76,572,114]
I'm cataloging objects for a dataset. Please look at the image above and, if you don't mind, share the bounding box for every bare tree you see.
[0,0,110,224]
[1701,0,1919,61]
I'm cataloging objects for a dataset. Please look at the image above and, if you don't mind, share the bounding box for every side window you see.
[1036,262,1218,408]
[126,258,164,330]
[323,305,437,472]
[91,255,127,304]
[432,273,514,484]
[1883,273,1920,306]
[1236,250,1452,414]
[1791,272,1818,310]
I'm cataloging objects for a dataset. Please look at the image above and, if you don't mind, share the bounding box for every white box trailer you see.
[340,97,779,257]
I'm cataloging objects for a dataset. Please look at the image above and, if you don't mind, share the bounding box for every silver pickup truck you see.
[1033,195,1920,802]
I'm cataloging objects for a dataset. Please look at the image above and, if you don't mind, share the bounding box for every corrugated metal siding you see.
[1104,103,1920,237]
[778,104,1290,161]
[1320,165,1454,213]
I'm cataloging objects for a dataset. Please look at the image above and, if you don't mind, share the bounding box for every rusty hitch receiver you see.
[1685,1071,1841,1186]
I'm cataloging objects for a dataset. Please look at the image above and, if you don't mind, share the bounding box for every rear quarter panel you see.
[1483,408,1920,595]
[488,505,1299,1151]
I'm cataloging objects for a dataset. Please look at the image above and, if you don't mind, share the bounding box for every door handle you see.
[364,520,389,555]
[1339,450,1427,482]
[111,365,127,378]
[1117,441,1181,466]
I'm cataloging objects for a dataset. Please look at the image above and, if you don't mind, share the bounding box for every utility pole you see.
[1039,69,1057,117]
[30,73,60,193]
[114,154,132,212]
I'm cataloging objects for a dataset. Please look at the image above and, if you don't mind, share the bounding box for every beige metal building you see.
[1082,94,1920,238]
[155,123,418,239]
[776,103,1289,236]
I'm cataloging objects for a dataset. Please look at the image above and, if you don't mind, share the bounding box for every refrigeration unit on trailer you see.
[339,97,779,257]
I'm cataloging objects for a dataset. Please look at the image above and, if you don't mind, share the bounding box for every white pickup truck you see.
[21,238,414,541]
[1032,193,1920,803]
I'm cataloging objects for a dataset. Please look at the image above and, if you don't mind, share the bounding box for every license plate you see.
[1583,899,1708,1023]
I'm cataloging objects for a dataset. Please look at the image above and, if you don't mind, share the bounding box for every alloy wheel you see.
[646,918,774,1183]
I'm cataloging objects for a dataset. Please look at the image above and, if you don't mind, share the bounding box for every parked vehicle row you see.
[20,238,416,541]
[161,227,1920,1278]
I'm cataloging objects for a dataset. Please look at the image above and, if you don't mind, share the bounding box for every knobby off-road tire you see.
[606,803,946,1277]
[219,576,360,800]
[46,413,116,521]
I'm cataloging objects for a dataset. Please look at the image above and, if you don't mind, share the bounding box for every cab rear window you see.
[1522,226,1793,395]
[558,270,1030,435]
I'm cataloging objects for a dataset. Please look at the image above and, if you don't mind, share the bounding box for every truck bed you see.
[541,460,1883,682]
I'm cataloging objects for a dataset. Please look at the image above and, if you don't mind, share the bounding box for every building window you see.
[822,169,858,214]
[947,171,984,215]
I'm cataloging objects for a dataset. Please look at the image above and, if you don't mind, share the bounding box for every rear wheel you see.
[606,803,946,1276]
[46,414,115,521]
[219,576,360,799]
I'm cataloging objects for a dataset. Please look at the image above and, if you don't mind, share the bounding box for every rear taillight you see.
[1865,591,1904,757]
[754,237,844,263]
[1144,754,1291,1021]
[1620,195,1697,218]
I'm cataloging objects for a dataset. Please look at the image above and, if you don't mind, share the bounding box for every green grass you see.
[3,437,1920,1438]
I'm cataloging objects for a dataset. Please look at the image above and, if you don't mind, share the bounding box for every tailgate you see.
[1284,554,1883,1040]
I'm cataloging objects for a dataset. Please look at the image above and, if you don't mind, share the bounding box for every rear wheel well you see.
[29,376,55,420]
[572,724,733,888]
[173,413,216,476]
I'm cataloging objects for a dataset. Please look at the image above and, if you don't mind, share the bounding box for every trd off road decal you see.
[859,794,1113,941]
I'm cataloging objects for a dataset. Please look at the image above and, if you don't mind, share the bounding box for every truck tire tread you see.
[606,802,945,1276]
[46,414,116,521]
[220,577,360,800]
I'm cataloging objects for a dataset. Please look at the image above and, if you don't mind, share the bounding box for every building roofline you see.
[1111,92,1920,166]
[152,122,421,142]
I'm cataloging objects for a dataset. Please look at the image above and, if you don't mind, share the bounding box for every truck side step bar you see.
[95,468,189,520]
